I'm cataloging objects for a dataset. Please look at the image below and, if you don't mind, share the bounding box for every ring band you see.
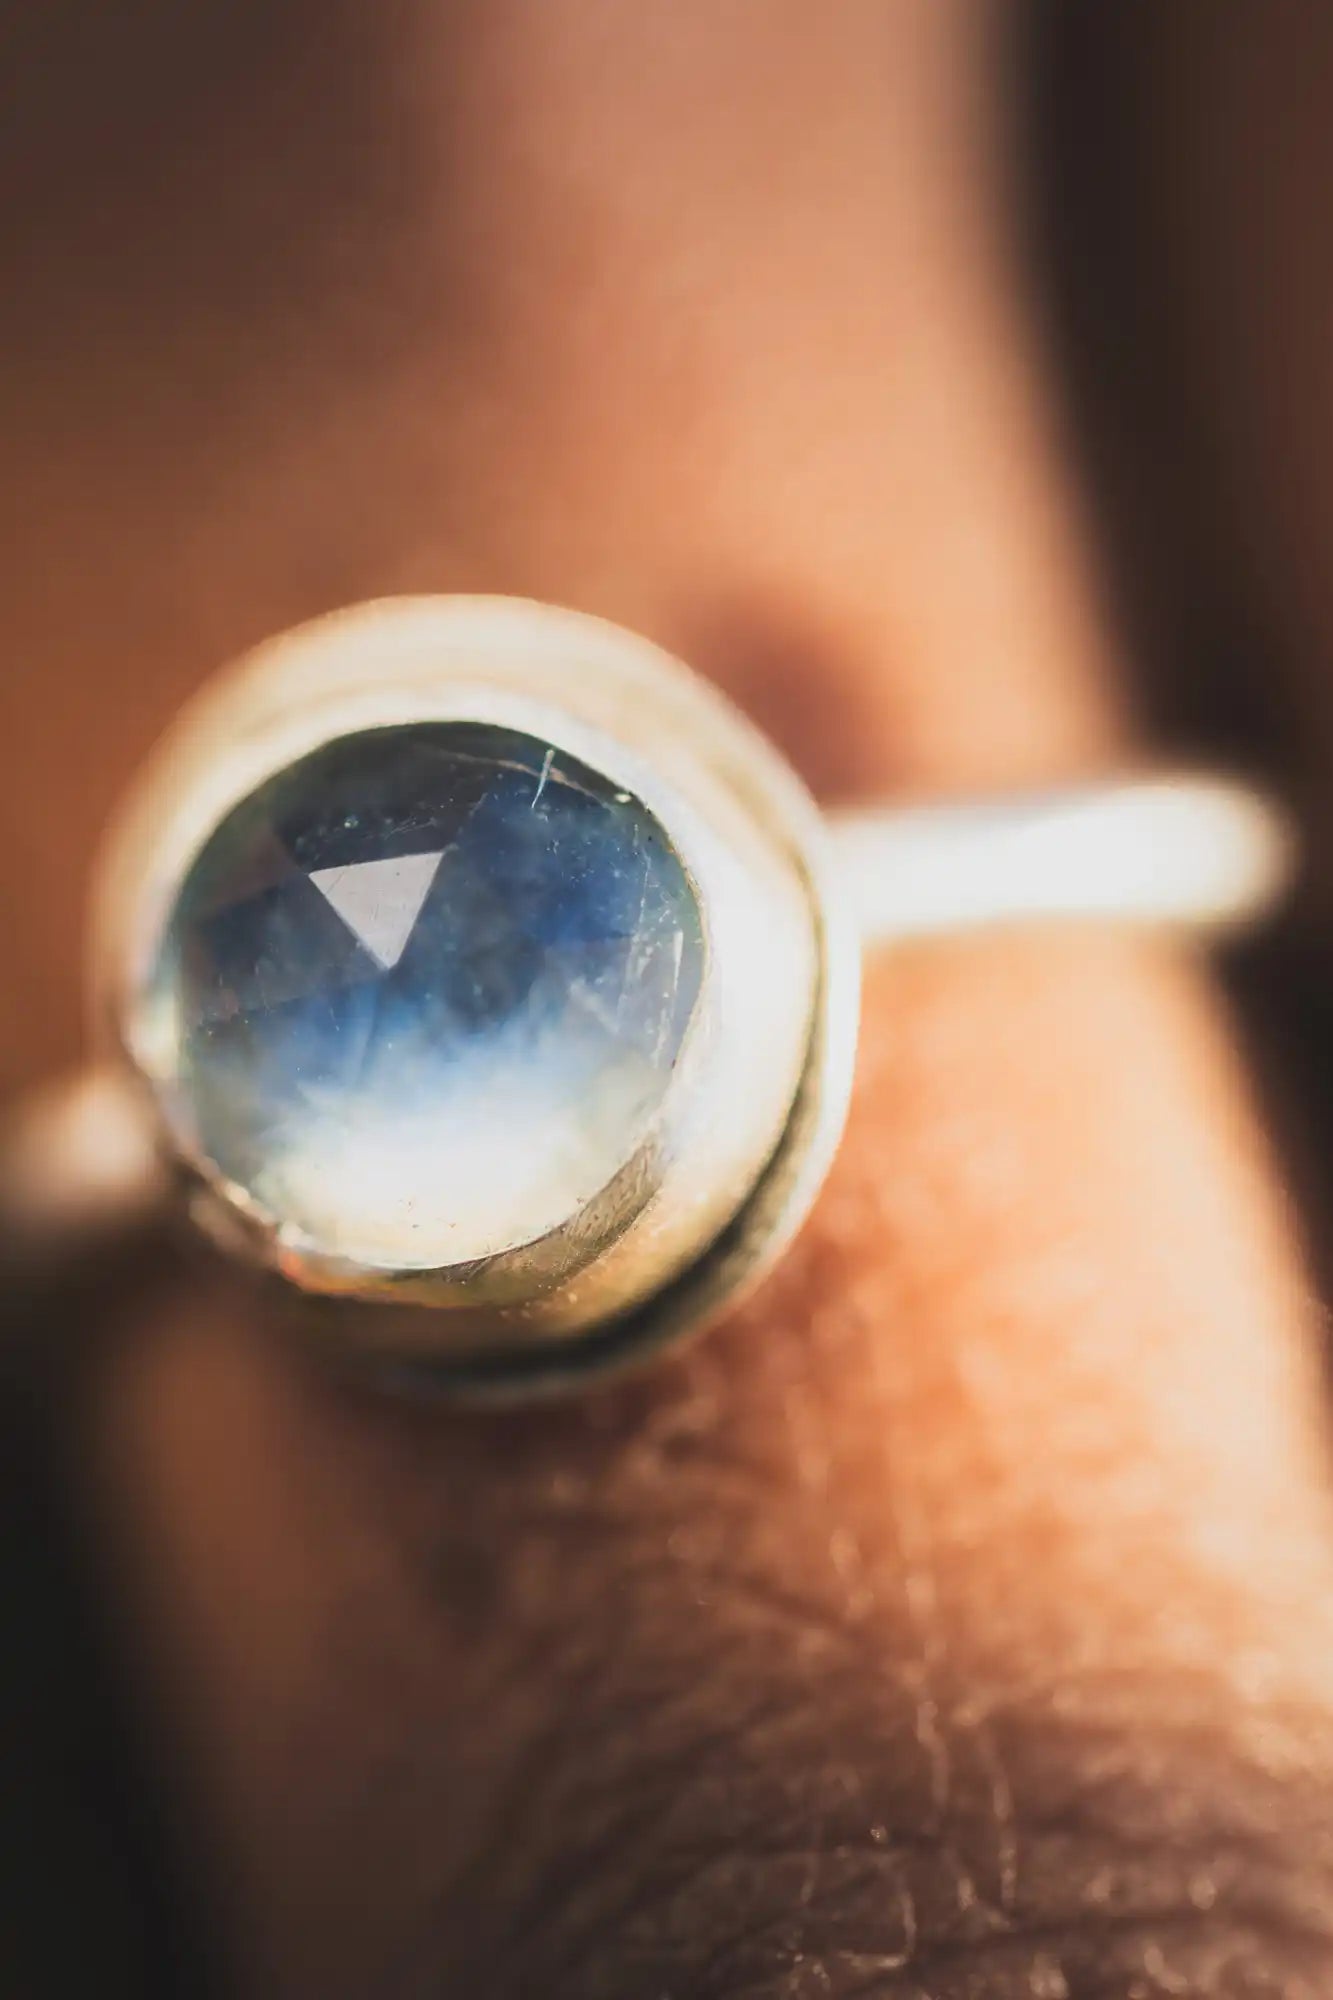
[836,775,1289,944]
[2,598,1292,1396]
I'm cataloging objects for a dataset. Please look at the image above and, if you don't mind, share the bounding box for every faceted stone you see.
[150,722,704,1269]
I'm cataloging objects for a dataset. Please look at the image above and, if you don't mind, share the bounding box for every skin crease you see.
[6,4,1333,1995]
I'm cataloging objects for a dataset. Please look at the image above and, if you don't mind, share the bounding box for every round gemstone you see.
[149,722,704,1269]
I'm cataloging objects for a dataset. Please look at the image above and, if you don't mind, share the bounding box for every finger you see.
[91,933,1333,1998]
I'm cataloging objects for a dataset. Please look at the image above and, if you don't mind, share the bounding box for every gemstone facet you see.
[149,722,704,1270]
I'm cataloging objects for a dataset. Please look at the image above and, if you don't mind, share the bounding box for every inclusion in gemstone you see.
[148,722,704,1269]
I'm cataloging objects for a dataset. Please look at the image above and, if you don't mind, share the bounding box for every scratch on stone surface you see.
[530,745,555,809]
[616,847,654,1026]
[566,976,621,1038]
[651,928,685,1063]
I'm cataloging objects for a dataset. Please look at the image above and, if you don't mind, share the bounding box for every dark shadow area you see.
[1026,1,1333,1280]
[0,1285,223,1999]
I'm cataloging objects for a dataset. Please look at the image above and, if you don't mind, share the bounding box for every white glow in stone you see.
[255,1008,665,1266]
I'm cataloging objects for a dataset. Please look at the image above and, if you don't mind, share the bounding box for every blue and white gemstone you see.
[151,722,704,1268]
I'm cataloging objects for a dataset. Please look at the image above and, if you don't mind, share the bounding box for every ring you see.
[5,597,1293,1396]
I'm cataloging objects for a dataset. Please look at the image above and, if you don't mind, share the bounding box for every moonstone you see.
[150,722,704,1269]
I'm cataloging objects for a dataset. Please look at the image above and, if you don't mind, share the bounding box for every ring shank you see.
[831,775,1293,947]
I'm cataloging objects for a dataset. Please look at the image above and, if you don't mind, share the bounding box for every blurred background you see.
[4,4,1333,1992]
[1035,7,1333,1230]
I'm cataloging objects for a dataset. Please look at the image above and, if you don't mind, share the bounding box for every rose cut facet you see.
[147,721,704,1270]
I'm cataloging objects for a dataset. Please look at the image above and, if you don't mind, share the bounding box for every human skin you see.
[5,4,1333,1995]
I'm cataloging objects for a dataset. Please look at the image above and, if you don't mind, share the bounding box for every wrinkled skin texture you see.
[6,5,1333,1996]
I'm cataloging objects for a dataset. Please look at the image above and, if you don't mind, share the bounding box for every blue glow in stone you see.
[150,722,704,1268]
